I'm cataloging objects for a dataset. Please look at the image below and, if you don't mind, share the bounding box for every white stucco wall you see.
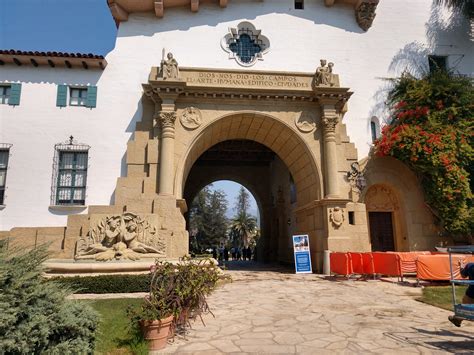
[1,0,472,229]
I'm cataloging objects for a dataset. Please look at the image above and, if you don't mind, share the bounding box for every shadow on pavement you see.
[219,260,294,274]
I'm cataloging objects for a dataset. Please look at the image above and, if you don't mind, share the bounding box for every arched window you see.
[370,117,380,143]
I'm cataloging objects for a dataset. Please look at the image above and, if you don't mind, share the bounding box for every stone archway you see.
[179,114,323,263]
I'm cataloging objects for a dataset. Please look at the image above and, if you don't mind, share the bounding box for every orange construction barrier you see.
[348,252,364,274]
[387,251,431,274]
[330,252,352,276]
[372,252,402,276]
[362,252,375,275]
[416,254,474,280]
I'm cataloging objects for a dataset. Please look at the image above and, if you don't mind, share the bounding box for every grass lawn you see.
[419,285,467,311]
[82,298,148,355]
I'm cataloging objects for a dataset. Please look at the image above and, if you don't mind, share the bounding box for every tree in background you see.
[230,187,258,247]
[435,0,474,20]
[374,70,473,238]
[0,245,98,353]
[189,185,228,252]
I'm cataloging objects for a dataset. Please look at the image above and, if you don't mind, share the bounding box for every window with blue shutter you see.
[8,83,21,106]
[56,85,68,107]
[86,86,97,108]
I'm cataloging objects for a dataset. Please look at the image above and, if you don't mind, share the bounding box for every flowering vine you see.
[374,71,473,236]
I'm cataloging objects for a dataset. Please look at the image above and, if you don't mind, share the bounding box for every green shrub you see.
[0,246,99,354]
[50,274,152,293]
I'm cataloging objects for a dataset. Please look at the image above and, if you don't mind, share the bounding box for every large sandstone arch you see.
[176,112,323,207]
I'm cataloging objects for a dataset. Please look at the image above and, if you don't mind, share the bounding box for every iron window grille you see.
[221,22,270,67]
[0,86,11,104]
[69,87,88,106]
[0,144,12,205]
[228,30,264,64]
[51,137,90,206]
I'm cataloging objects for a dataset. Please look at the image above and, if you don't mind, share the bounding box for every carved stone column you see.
[322,105,340,199]
[157,109,176,195]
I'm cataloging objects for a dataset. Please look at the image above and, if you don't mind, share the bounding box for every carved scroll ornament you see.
[322,114,339,132]
[159,111,177,129]
[75,213,166,261]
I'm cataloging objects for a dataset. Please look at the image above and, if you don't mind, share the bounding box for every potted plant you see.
[128,262,181,351]
[129,258,225,350]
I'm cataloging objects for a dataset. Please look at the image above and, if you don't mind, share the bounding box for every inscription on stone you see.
[180,71,312,90]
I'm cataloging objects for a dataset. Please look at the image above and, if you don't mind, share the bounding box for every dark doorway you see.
[368,212,395,251]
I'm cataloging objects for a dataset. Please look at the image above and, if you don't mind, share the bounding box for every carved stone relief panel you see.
[365,185,399,211]
[294,111,316,133]
[329,207,345,228]
[75,212,166,261]
[180,107,202,129]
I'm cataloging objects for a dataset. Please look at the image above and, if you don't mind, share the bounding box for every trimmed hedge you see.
[49,274,152,294]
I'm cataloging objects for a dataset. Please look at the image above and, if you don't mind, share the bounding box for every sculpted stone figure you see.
[159,52,180,80]
[75,213,166,261]
[314,59,337,87]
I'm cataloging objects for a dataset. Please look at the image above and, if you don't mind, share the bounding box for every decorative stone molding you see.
[159,111,177,129]
[294,111,316,133]
[365,185,400,211]
[329,207,345,228]
[221,21,270,67]
[180,107,202,130]
[322,114,339,133]
[75,212,166,261]
[355,0,379,31]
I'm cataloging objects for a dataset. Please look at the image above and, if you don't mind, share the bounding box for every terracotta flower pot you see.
[140,315,174,350]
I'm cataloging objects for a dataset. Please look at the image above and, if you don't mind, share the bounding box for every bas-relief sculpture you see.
[180,107,202,129]
[159,52,180,80]
[314,59,337,87]
[295,111,316,133]
[356,0,379,32]
[75,213,166,261]
[329,207,345,228]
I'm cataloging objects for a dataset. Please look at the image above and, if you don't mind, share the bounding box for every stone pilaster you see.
[322,105,340,199]
[157,110,176,195]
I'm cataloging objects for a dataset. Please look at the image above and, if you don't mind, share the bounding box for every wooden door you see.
[368,212,395,251]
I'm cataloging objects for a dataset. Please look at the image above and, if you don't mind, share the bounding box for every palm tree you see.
[435,0,474,19]
[230,211,257,248]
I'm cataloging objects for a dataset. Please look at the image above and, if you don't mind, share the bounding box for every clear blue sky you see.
[0,0,117,55]
[0,0,259,219]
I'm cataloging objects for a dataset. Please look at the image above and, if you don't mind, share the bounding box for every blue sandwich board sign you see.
[292,234,312,273]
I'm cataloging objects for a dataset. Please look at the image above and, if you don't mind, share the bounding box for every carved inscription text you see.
[181,71,312,90]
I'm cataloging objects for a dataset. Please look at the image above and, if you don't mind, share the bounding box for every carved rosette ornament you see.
[180,107,202,130]
[75,212,166,261]
[159,111,177,129]
[329,207,345,228]
[322,114,339,133]
[295,112,316,133]
[356,0,379,31]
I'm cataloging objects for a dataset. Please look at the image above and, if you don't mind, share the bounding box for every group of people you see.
[212,246,253,262]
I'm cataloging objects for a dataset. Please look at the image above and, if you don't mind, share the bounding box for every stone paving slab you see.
[151,268,474,354]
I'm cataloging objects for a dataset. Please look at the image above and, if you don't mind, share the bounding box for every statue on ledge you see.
[159,51,180,80]
[314,59,337,87]
[75,213,165,261]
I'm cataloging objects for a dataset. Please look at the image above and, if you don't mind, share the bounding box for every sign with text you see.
[292,234,312,274]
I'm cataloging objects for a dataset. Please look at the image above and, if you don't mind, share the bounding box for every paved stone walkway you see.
[154,264,474,354]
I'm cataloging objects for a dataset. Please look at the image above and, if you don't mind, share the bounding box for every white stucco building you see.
[1,0,472,267]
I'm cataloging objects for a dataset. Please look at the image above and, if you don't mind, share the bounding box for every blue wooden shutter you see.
[56,85,68,107]
[8,83,21,106]
[86,86,97,108]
